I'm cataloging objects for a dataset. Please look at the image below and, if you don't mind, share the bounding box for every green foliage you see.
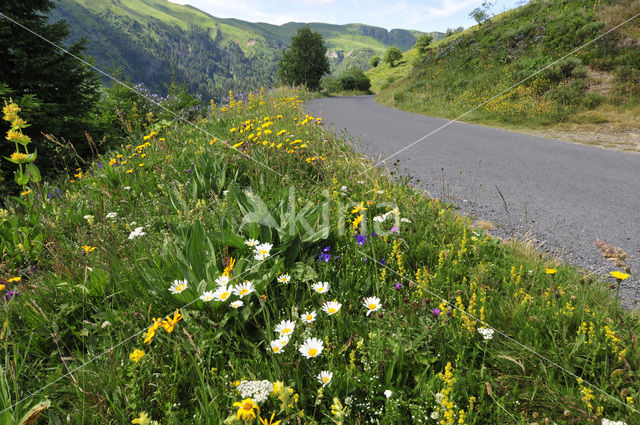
[277,27,330,90]
[322,68,371,93]
[469,1,493,26]
[338,68,371,92]
[445,26,465,37]
[369,55,381,68]
[415,34,434,56]
[383,46,403,67]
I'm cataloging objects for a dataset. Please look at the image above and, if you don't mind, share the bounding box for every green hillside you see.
[49,0,442,99]
[373,0,640,132]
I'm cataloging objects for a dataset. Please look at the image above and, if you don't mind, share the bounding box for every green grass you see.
[374,0,640,129]
[0,90,639,424]
[367,48,419,93]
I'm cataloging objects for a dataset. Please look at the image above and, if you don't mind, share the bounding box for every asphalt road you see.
[306,95,640,309]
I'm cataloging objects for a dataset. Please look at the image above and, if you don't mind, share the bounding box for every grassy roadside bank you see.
[369,0,640,152]
[1,89,639,424]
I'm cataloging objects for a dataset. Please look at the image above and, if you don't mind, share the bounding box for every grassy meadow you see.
[1,89,639,425]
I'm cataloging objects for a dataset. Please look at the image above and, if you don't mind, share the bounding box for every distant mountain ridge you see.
[49,0,443,99]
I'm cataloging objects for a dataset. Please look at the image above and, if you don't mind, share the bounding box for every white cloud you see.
[418,0,482,18]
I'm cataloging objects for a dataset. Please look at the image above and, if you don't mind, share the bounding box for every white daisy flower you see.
[230,300,244,309]
[270,340,285,354]
[312,282,330,294]
[277,274,291,284]
[254,242,273,261]
[213,285,233,302]
[300,311,316,324]
[322,300,342,315]
[363,296,382,316]
[317,370,333,387]
[274,320,295,337]
[299,337,324,359]
[245,238,260,247]
[105,212,118,219]
[384,389,392,399]
[277,336,290,347]
[169,279,188,294]
[215,275,230,286]
[200,290,215,302]
[233,280,255,297]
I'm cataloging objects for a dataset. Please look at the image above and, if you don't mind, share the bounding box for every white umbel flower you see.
[299,337,324,359]
[478,327,495,341]
[128,226,146,239]
[169,279,188,294]
[237,380,273,404]
[363,296,382,316]
[105,212,118,219]
[317,371,333,387]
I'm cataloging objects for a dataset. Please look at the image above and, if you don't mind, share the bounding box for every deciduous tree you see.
[277,26,330,90]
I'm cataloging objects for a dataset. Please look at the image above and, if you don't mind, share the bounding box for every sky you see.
[168,0,526,33]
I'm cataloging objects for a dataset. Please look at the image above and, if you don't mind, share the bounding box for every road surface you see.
[306,95,640,309]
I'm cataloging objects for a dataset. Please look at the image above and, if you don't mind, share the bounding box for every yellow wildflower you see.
[131,412,150,425]
[129,349,145,362]
[161,309,183,333]
[545,268,557,275]
[233,398,259,421]
[144,318,163,344]
[9,152,28,162]
[610,271,630,280]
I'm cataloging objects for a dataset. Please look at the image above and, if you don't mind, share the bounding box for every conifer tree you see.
[0,0,100,183]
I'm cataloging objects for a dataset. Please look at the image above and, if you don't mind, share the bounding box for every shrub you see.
[338,68,371,92]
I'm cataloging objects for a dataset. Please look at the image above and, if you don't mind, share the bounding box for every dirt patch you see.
[246,39,256,47]
[522,125,640,152]
[586,67,615,95]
